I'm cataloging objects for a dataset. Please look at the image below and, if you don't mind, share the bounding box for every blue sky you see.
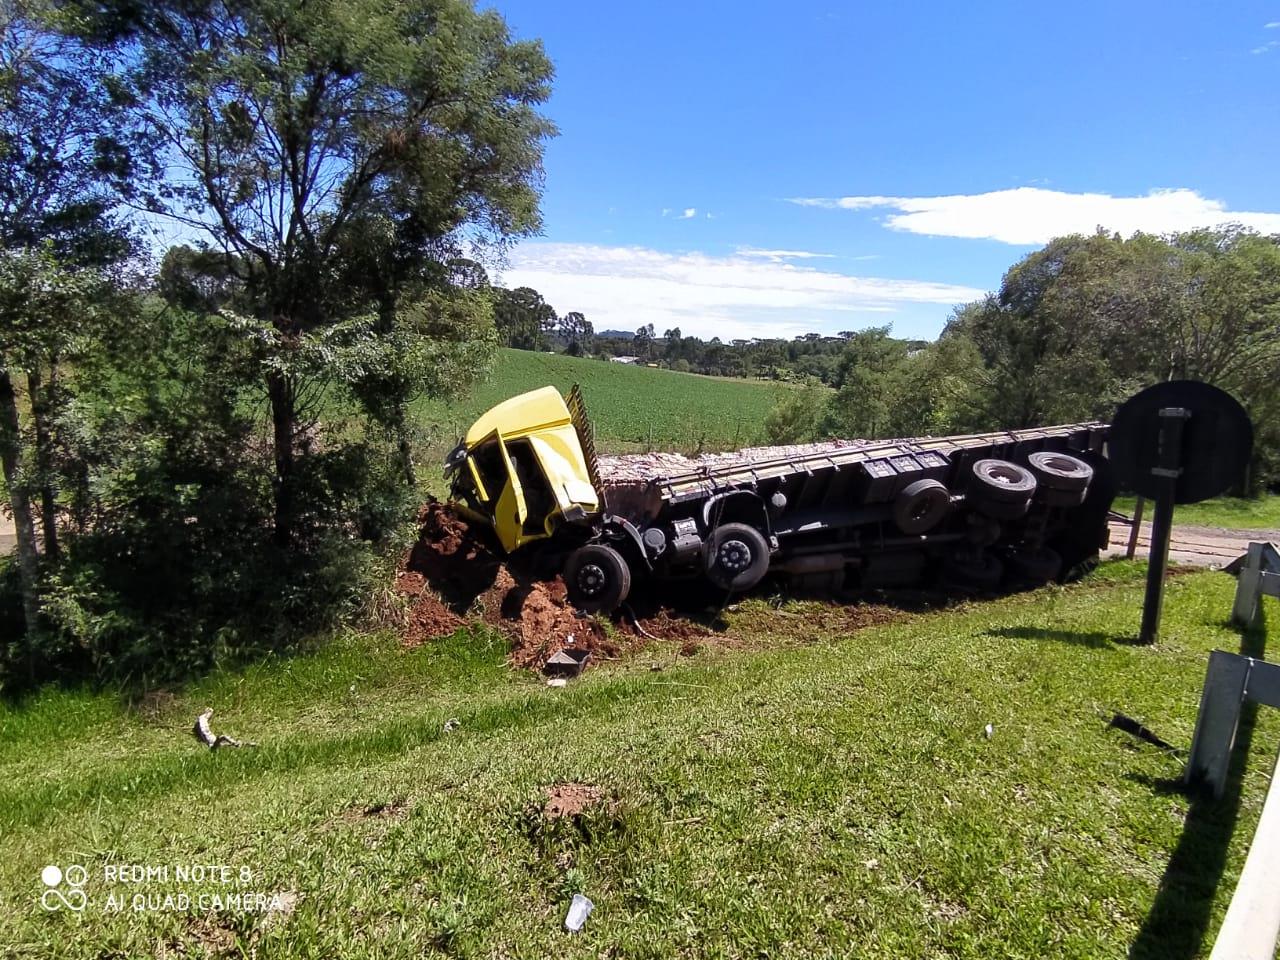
[489,1,1280,341]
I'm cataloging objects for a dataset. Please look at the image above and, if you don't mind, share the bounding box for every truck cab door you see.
[492,437,530,553]
[468,433,530,553]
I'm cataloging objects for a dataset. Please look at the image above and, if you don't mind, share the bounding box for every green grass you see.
[410,348,798,454]
[2,565,1276,958]
[1114,494,1280,530]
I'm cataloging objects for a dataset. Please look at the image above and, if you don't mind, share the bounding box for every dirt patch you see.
[343,798,411,822]
[399,501,620,670]
[132,688,179,722]
[179,916,238,955]
[543,783,605,820]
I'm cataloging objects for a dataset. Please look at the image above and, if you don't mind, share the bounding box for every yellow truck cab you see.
[445,385,601,553]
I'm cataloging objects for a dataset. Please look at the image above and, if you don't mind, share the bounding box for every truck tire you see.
[1026,451,1093,507]
[972,496,1033,521]
[893,479,950,535]
[970,459,1037,502]
[565,543,631,614]
[705,523,770,593]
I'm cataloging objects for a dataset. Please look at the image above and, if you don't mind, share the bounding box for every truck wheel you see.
[1026,451,1093,507]
[970,459,1037,502]
[705,523,770,592]
[893,479,950,535]
[565,544,631,614]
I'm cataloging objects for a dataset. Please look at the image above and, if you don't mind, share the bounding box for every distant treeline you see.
[490,281,923,382]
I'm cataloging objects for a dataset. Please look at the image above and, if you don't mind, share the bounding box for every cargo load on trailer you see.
[444,385,1114,613]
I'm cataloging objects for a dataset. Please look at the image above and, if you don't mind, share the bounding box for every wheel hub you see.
[577,563,606,596]
[718,539,751,572]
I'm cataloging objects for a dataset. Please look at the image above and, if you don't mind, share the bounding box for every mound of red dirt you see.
[398,501,628,670]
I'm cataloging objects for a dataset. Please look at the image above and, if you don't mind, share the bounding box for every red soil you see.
[398,501,623,670]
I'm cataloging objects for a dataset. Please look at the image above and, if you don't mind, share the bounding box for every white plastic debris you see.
[564,893,594,932]
[443,718,460,733]
[546,678,569,688]
[983,723,994,739]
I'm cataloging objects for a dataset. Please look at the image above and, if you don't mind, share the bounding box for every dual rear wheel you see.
[564,521,773,614]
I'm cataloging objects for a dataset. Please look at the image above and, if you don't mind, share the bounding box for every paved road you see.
[1105,519,1277,568]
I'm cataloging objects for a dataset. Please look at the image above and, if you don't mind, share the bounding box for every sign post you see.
[1110,381,1253,644]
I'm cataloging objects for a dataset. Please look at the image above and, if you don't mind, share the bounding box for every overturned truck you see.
[445,386,1114,613]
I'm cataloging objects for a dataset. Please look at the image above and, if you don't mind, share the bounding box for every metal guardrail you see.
[1180,544,1280,960]
[1207,746,1280,960]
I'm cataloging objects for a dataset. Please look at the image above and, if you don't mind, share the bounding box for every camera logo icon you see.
[40,864,88,912]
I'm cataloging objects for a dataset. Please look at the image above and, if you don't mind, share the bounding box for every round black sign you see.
[1110,380,1253,504]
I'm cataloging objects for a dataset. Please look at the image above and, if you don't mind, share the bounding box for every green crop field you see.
[2,564,1275,958]
[409,348,799,455]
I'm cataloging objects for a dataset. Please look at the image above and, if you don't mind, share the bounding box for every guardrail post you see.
[1184,650,1252,797]
[1233,542,1266,628]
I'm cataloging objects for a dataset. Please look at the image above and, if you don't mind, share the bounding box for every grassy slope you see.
[2,565,1275,959]
[1114,494,1280,530]
[409,348,796,454]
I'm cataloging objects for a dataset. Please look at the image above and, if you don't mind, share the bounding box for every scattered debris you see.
[544,648,591,678]
[1109,712,1180,753]
[259,891,299,932]
[564,893,594,933]
[443,717,461,733]
[983,723,994,739]
[546,678,568,688]
[192,709,256,750]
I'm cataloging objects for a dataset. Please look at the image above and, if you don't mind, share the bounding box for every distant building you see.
[609,355,640,364]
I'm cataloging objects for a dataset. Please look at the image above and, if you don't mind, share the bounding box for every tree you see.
[101,0,555,543]
[0,0,147,637]
[763,379,829,444]
[495,286,557,350]
[634,323,655,359]
[947,228,1280,487]
[819,327,916,439]
[0,248,111,653]
[559,310,593,356]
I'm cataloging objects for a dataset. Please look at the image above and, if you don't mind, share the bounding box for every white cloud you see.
[1252,39,1280,53]
[497,242,984,340]
[789,187,1280,245]
[1266,21,1280,27]
[736,247,836,262]
[679,207,697,219]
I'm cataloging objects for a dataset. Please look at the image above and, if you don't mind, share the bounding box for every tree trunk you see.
[27,364,60,563]
[267,370,297,546]
[396,398,416,488]
[0,366,42,653]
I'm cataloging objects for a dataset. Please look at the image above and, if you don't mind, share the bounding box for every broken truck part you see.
[445,385,1114,614]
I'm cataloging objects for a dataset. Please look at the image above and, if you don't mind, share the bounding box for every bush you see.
[763,380,830,444]
[0,304,411,695]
